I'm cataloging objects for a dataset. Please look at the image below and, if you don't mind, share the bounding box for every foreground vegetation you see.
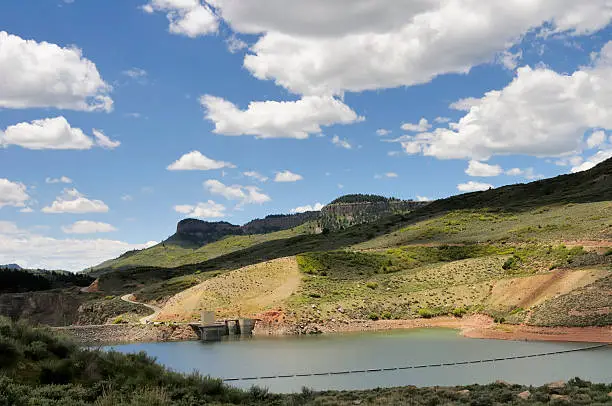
[1,319,611,405]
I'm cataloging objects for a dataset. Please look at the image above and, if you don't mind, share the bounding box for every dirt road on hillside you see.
[120,294,162,324]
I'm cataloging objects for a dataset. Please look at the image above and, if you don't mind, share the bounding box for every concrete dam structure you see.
[189,312,256,341]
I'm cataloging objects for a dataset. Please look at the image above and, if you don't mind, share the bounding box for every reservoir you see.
[104,328,612,393]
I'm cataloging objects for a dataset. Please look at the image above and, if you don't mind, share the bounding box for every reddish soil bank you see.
[462,323,612,343]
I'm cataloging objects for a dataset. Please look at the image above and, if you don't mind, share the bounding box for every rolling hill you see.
[76,159,611,333]
[4,158,610,330]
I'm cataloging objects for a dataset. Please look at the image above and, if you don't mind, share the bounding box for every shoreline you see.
[254,315,612,344]
[57,315,612,345]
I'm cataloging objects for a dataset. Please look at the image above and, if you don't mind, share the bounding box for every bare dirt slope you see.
[486,269,608,310]
[156,257,301,322]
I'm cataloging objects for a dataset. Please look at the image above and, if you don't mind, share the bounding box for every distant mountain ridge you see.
[321,196,429,230]
[88,195,428,273]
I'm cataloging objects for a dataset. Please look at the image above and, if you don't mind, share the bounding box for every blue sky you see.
[1,0,611,270]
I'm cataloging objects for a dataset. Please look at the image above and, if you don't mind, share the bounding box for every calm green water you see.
[105,328,612,393]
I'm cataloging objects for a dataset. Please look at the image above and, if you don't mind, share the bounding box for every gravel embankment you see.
[54,323,198,344]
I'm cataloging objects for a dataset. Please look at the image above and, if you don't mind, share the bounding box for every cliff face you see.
[242,212,320,234]
[320,200,429,231]
[169,220,242,247]
[167,212,319,247]
[0,291,83,326]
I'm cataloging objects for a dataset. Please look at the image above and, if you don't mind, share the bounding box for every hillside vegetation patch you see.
[287,245,605,325]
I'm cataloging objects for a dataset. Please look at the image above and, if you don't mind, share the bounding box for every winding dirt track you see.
[120,294,162,324]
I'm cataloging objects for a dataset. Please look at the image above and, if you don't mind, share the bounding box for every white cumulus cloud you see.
[46,176,73,184]
[42,188,109,214]
[0,31,112,111]
[167,150,236,171]
[226,34,247,53]
[505,167,542,180]
[457,181,494,192]
[434,117,451,124]
[243,171,268,182]
[496,49,523,70]
[1,117,93,150]
[204,179,270,205]
[400,41,612,161]
[201,95,363,139]
[375,172,399,179]
[92,129,121,149]
[331,135,352,149]
[290,202,323,214]
[174,200,227,218]
[571,149,612,173]
[0,117,119,150]
[0,221,155,271]
[62,221,117,234]
[142,0,218,38]
[401,118,431,133]
[0,179,30,208]
[586,130,607,149]
[222,0,612,95]
[123,67,147,78]
[274,170,303,182]
[465,160,503,177]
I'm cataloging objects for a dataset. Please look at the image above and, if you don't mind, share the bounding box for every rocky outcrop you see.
[320,200,429,231]
[167,212,319,247]
[170,220,242,247]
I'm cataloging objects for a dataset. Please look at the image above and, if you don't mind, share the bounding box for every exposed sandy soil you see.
[80,278,99,293]
[486,269,608,310]
[156,257,301,322]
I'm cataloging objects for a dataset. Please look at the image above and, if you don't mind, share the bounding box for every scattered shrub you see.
[502,255,521,271]
[111,316,125,325]
[509,307,524,315]
[0,336,22,368]
[418,308,435,319]
[368,313,379,321]
[366,282,378,289]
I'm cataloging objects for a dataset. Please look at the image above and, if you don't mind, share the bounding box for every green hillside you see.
[92,158,611,278]
[93,159,612,309]
[88,222,318,276]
